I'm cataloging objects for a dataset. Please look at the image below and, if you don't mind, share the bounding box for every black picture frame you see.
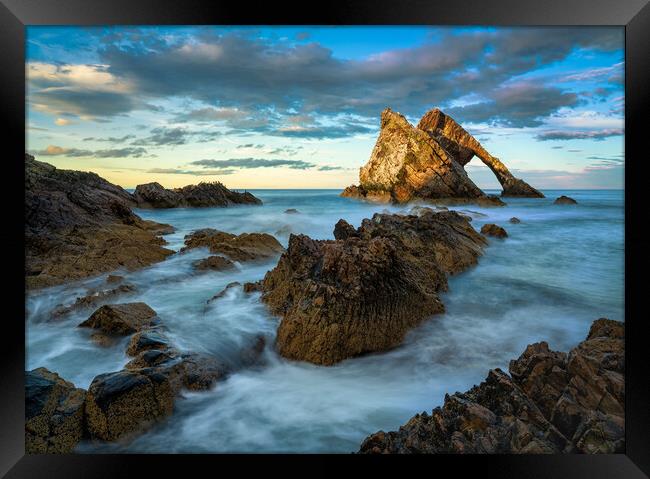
[2,0,648,477]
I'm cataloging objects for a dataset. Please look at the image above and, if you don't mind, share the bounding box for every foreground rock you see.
[133,181,261,208]
[261,210,486,365]
[182,229,284,262]
[25,155,175,289]
[342,108,542,204]
[78,303,159,335]
[480,223,508,238]
[84,368,174,441]
[554,195,578,205]
[25,368,86,453]
[359,318,624,454]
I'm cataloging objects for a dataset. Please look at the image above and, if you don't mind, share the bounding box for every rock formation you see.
[554,195,578,205]
[25,155,175,289]
[480,223,508,238]
[78,303,160,335]
[342,108,543,204]
[50,284,136,319]
[133,181,262,208]
[25,368,86,453]
[182,229,284,262]
[359,318,624,454]
[261,210,486,365]
[193,255,236,271]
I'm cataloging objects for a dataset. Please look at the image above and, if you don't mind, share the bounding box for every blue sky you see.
[26,26,624,189]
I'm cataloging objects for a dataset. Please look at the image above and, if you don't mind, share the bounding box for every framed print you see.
[1,0,649,477]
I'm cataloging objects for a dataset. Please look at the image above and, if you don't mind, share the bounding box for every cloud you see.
[147,167,236,175]
[83,134,136,143]
[27,27,623,132]
[32,144,150,158]
[132,127,189,146]
[535,128,623,141]
[190,158,317,170]
[317,165,346,171]
[54,118,72,126]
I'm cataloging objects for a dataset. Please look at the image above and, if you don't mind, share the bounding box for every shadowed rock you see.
[25,155,175,289]
[25,368,86,453]
[417,108,544,198]
[50,284,136,319]
[554,195,578,205]
[509,217,521,224]
[261,210,486,365]
[134,181,262,208]
[359,319,624,454]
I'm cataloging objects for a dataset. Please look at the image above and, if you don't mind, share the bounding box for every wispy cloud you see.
[535,129,623,141]
[191,158,317,170]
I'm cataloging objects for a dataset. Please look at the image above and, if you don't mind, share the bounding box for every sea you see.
[25,189,624,453]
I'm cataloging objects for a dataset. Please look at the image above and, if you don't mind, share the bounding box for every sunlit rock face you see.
[343,107,544,203]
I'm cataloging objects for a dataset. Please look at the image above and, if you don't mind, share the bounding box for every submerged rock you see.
[554,195,578,205]
[126,330,172,357]
[261,210,486,365]
[182,228,284,262]
[341,108,542,204]
[208,282,242,303]
[78,303,159,335]
[25,155,175,289]
[284,208,300,214]
[359,319,624,454]
[480,223,508,238]
[509,217,521,224]
[51,284,136,319]
[25,368,86,453]
[133,181,262,208]
[193,255,236,272]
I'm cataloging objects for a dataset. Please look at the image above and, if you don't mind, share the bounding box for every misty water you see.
[25,189,624,453]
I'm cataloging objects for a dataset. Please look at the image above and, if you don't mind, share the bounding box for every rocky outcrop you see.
[480,224,508,238]
[417,109,544,198]
[25,155,175,289]
[554,195,578,205]
[25,368,86,453]
[342,108,543,204]
[133,181,262,208]
[359,318,624,454]
[261,210,486,365]
[182,229,284,262]
[78,303,159,335]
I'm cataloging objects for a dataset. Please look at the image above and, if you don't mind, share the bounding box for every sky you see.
[26,26,625,189]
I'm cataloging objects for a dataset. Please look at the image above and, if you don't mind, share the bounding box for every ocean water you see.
[25,189,624,453]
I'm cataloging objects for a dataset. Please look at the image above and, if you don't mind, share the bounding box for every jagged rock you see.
[417,109,544,198]
[509,217,521,224]
[78,303,159,335]
[126,330,172,357]
[208,282,242,303]
[243,281,263,293]
[133,181,262,208]
[554,195,578,205]
[182,228,284,262]
[50,284,136,319]
[193,255,236,271]
[25,154,175,289]
[84,369,174,441]
[359,319,624,454]
[480,224,508,238]
[341,108,542,204]
[261,210,486,365]
[333,219,359,240]
[25,368,86,453]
